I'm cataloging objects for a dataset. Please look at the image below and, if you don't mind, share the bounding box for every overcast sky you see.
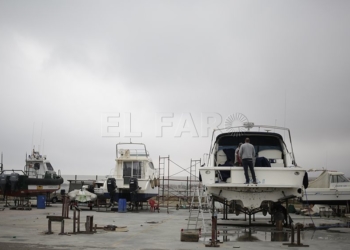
[1,1,349,178]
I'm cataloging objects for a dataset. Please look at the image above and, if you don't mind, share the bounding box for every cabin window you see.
[338,175,349,182]
[46,163,54,171]
[34,163,40,170]
[123,161,143,179]
[149,162,155,170]
[331,175,349,183]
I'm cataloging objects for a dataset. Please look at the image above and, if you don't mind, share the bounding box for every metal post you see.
[283,223,309,247]
[86,216,93,232]
[205,198,219,247]
[286,200,289,226]
[158,155,161,208]
[162,176,165,203]
[186,176,189,202]
[189,159,192,200]
[296,224,301,245]
[91,216,93,232]
[77,210,80,232]
[0,152,3,172]
[291,225,295,244]
[61,196,64,216]
[73,209,76,233]
[167,156,170,214]
[48,220,52,234]
[59,220,64,235]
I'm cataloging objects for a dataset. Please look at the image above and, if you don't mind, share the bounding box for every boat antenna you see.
[31,122,35,149]
[0,152,3,172]
[283,91,287,140]
[39,122,43,152]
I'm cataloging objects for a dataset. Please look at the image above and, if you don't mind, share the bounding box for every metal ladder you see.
[158,156,170,213]
[189,159,201,197]
[187,186,211,237]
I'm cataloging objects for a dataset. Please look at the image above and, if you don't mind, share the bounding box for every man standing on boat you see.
[239,138,257,184]
[234,143,243,166]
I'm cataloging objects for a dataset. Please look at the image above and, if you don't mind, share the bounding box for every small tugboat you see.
[102,143,159,208]
[0,149,64,198]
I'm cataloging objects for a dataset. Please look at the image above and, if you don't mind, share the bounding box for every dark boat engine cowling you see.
[9,172,20,192]
[0,173,8,194]
[107,178,116,193]
[107,178,117,203]
[129,177,139,193]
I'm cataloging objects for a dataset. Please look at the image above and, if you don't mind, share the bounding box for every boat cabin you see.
[25,150,59,179]
[102,143,158,204]
[309,170,350,189]
[114,143,156,186]
[213,131,295,169]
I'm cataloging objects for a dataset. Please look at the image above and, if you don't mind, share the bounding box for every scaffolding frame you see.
[157,156,201,212]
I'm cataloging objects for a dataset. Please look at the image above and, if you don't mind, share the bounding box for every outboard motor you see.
[107,178,116,203]
[0,173,8,194]
[107,178,116,193]
[129,177,139,193]
[9,172,20,192]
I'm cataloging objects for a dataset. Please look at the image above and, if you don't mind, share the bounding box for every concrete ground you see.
[0,203,350,250]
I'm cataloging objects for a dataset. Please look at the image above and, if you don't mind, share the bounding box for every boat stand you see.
[96,198,111,212]
[61,196,70,218]
[283,223,309,247]
[46,216,65,235]
[9,197,32,210]
[71,206,95,234]
[205,198,220,247]
[2,195,11,207]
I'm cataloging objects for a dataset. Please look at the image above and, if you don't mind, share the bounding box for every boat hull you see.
[302,188,350,205]
[200,167,306,210]
[104,192,156,203]
[0,175,63,197]
[102,178,158,203]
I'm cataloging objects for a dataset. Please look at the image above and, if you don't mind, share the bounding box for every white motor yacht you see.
[302,169,350,205]
[102,143,159,205]
[199,122,308,217]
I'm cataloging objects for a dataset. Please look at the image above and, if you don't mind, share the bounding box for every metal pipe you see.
[297,224,301,245]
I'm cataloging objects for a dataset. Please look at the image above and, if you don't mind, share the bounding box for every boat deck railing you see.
[117,148,149,159]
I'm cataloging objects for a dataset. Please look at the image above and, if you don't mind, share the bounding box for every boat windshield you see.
[46,163,54,171]
[331,175,349,183]
[217,134,283,155]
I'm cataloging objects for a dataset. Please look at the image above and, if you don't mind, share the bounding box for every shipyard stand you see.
[205,197,220,247]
